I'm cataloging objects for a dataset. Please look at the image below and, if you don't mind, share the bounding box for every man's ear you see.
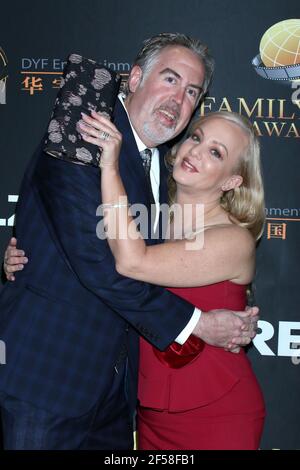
[127,65,143,93]
[221,175,243,191]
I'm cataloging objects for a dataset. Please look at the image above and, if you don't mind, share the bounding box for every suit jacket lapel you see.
[113,100,171,243]
[114,100,149,205]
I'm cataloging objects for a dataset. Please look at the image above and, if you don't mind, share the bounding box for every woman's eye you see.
[211,149,222,159]
[191,133,200,142]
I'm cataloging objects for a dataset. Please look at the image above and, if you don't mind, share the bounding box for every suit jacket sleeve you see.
[33,153,194,350]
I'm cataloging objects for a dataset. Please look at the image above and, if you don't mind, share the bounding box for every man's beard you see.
[142,120,177,145]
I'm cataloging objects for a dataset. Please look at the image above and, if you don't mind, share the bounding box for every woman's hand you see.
[78,110,122,169]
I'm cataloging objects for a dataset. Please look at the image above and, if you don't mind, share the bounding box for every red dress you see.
[137,281,265,450]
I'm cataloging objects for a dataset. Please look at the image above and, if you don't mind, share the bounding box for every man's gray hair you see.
[124,32,215,97]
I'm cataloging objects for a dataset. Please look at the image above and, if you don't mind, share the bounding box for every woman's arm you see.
[79,111,152,269]
[80,112,255,288]
[116,224,255,287]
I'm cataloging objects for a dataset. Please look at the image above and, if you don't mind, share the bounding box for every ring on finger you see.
[99,130,110,141]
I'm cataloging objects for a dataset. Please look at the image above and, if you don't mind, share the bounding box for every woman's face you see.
[172,117,248,195]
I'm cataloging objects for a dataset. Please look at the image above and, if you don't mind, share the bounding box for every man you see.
[0,33,258,449]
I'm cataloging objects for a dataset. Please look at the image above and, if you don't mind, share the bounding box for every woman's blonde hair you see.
[165,111,265,241]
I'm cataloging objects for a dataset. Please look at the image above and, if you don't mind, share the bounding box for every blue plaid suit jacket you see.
[0,100,194,418]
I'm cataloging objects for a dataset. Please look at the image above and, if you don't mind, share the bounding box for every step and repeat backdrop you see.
[0,0,299,449]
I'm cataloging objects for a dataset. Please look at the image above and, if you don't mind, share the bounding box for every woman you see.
[80,110,266,450]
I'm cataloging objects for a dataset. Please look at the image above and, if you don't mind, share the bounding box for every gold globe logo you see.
[252,19,300,83]
[0,46,8,104]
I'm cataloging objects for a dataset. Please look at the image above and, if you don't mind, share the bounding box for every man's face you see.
[125,46,205,147]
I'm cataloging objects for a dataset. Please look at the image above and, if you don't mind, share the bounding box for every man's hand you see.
[230,306,259,343]
[192,306,259,354]
[3,237,28,281]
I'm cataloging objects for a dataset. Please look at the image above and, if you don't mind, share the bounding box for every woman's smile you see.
[181,156,199,173]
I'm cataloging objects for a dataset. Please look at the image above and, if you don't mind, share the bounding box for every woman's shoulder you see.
[205,222,255,252]
[203,223,255,284]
